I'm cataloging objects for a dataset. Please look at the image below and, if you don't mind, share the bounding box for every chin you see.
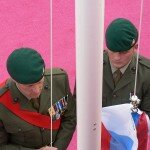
[113,63,124,68]
[114,65,122,69]
[31,95,39,99]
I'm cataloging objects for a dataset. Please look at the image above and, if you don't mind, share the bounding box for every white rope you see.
[133,0,144,96]
[50,0,53,147]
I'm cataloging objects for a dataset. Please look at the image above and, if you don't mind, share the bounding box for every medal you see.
[48,95,69,120]
[48,106,56,117]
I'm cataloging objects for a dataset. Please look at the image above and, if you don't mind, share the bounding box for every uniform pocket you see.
[5,124,41,148]
[5,124,34,134]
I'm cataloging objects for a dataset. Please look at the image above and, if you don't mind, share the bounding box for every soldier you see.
[103,18,150,117]
[0,48,76,150]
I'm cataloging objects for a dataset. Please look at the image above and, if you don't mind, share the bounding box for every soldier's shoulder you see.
[44,68,67,76]
[0,87,8,96]
[103,50,109,58]
[103,50,108,55]
[138,55,150,69]
[0,80,9,96]
[103,50,109,64]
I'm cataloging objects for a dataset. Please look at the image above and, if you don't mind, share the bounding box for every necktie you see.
[113,69,122,86]
[31,98,40,110]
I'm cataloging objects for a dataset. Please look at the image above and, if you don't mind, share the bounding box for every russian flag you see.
[101,104,149,150]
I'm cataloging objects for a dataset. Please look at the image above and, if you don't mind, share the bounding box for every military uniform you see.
[103,52,150,117]
[0,68,76,150]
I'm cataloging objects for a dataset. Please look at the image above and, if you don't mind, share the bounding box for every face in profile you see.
[15,77,44,99]
[107,45,137,69]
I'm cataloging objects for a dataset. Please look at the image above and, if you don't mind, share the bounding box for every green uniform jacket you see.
[103,52,150,117]
[0,68,76,150]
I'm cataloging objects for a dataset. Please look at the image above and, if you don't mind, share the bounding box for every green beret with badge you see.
[7,47,45,84]
[105,18,138,52]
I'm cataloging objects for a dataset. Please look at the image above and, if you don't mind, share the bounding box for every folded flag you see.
[101,104,149,150]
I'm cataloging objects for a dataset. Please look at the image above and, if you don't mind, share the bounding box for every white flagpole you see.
[75,0,104,149]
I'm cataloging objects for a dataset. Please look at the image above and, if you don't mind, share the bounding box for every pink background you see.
[0,0,150,149]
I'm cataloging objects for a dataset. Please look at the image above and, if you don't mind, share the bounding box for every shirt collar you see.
[110,59,132,74]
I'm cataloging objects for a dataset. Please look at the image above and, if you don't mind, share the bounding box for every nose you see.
[113,52,121,60]
[31,85,42,95]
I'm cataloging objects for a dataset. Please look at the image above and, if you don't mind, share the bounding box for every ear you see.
[134,44,138,49]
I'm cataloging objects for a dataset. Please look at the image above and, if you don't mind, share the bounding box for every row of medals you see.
[48,95,68,120]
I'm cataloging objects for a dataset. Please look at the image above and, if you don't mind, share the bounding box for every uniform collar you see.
[110,59,132,74]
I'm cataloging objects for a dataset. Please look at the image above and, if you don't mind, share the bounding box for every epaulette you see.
[0,86,8,96]
[44,68,66,76]
[138,55,150,69]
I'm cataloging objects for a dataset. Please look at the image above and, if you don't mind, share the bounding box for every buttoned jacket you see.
[103,52,150,117]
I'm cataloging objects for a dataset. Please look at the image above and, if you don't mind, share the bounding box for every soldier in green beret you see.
[0,48,76,150]
[103,18,150,117]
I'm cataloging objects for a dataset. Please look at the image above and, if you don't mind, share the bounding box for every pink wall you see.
[0,0,150,149]
[0,0,75,91]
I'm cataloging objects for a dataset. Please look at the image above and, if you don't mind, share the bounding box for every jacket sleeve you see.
[53,75,76,150]
[139,85,150,118]
[138,56,150,118]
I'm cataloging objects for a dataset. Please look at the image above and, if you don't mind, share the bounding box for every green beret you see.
[7,48,45,84]
[105,18,138,52]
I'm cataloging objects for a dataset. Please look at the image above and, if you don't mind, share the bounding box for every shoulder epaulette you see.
[138,55,150,69]
[44,68,66,76]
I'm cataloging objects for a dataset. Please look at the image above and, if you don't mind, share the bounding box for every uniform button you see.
[113,94,117,98]
[13,97,19,103]
[131,67,136,71]
[5,84,9,89]
[131,67,136,73]
[41,128,45,131]
[44,85,49,89]
[138,58,142,61]
[18,128,22,132]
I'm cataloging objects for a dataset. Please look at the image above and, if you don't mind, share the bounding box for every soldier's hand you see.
[39,146,58,150]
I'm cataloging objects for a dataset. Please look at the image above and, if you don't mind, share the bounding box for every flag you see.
[101,104,149,150]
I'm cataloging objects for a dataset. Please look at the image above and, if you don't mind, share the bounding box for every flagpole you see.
[75,0,104,149]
